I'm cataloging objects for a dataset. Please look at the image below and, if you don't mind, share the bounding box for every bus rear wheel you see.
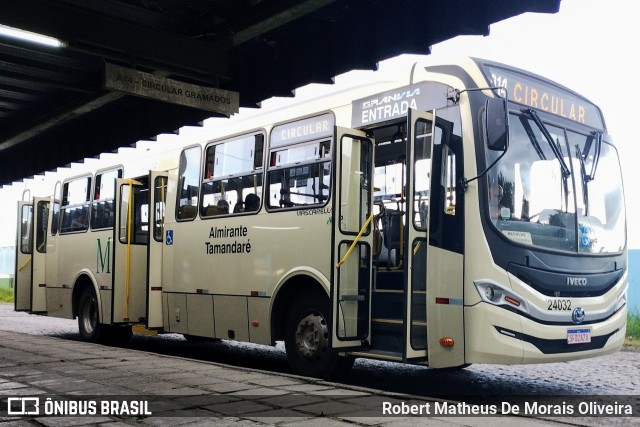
[77,287,131,346]
[78,287,103,343]
[284,293,353,379]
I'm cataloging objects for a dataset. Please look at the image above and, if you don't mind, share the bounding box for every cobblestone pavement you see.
[0,303,638,426]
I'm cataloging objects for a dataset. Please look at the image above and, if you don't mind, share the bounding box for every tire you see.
[284,292,351,379]
[77,287,103,343]
[77,287,131,346]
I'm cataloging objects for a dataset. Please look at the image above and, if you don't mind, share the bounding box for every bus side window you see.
[442,145,456,216]
[60,176,91,233]
[200,133,264,217]
[176,146,201,221]
[266,141,331,210]
[91,168,122,229]
[20,204,33,254]
[51,181,61,236]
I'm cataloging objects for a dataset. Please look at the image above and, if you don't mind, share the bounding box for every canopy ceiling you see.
[0,0,560,185]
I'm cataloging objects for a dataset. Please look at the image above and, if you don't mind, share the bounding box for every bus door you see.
[45,182,61,316]
[146,171,167,329]
[30,197,50,313]
[15,201,33,311]
[403,109,434,360]
[331,127,374,350]
[425,110,465,368]
[112,177,149,324]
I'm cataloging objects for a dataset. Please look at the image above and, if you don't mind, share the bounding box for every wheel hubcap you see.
[294,313,329,361]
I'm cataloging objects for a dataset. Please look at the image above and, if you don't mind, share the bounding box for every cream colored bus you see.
[15,58,628,378]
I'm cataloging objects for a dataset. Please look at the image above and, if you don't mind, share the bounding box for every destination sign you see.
[104,63,239,116]
[482,64,604,129]
[271,113,335,147]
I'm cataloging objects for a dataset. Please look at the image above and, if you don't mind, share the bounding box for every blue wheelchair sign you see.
[166,230,174,245]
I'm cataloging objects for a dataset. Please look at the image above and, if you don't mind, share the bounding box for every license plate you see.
[567,328,591,344]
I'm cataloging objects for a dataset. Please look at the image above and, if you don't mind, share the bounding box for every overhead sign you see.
[105,63,239,116]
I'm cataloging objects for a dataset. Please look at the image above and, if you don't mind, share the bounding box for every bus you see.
[15,57,627,378]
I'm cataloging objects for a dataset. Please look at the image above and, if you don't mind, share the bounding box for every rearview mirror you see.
[485,98,509,151]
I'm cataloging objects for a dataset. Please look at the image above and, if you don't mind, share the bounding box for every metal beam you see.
[230,0,338,46]
[0,91,124,152]
[0,0,231,83]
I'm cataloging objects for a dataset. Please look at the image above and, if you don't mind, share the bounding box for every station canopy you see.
[0,0,560,186]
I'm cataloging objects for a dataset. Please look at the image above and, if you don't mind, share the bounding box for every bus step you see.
[370,319,404,353]
[349,349,403,362]
[374,269,403,290]
[371,289,403,320]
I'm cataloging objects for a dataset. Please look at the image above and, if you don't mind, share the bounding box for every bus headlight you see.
[484,285,495,301]
[473,279,530,314]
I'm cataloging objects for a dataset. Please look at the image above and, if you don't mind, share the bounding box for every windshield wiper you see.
[576,132,602,217]
[576,145,590,215]
[582,131,602,182]
[524,108,571,178]
[519,115,546,160]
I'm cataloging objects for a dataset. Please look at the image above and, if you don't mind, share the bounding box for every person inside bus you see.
[101,203,113,228]
[71,208,88,230]
[488,182,504,222]
[216,199,229,215]
[244,193,260,212]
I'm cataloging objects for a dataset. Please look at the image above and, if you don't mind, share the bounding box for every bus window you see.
[51,181,61,236]
[441,145,456,215]
[91,168,122,229]
[413,119,432,230]
[201,133,264,216]
[267,140,331,209]
[119,178,150,245]
[153,176,167,242]
[20,204,33,254]
[176,146,201,221]
[35,201,48,253]
[60,176,91,233]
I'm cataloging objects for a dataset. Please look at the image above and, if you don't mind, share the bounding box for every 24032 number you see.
[548,299,572,311]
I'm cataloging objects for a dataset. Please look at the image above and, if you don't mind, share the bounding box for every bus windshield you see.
[486,112,625,254]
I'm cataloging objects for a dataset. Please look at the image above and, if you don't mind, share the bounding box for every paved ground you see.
[2,304,639,399]
[0,302,638,426]
[0,329,637,426]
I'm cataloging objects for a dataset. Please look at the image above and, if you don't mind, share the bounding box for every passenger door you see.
[30,197,50,313]
[403,109,434,360]
[14,201,33,311]
[146,171,167,329]
[112,177,149,324]
[425,111,465,368]
[331,127,374,350]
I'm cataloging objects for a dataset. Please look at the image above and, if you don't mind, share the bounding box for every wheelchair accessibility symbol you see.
[166,230,174,245]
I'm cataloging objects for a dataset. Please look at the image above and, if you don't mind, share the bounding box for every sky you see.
[0,0,638,249]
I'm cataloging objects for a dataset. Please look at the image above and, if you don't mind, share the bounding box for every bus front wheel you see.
[284,293,352,379]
